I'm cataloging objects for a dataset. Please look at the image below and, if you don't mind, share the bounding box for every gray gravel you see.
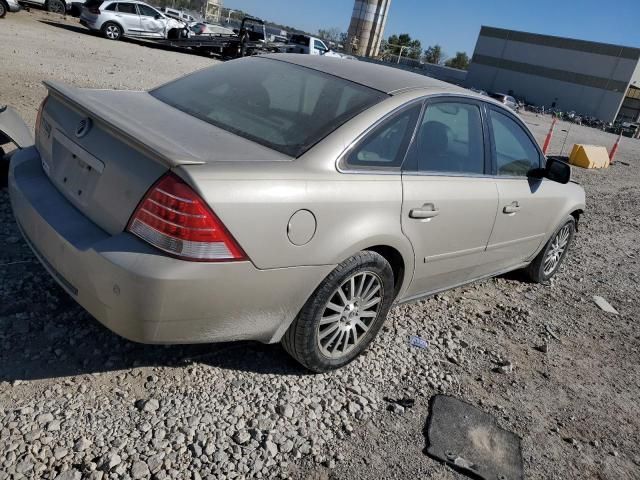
[2,10,640,480]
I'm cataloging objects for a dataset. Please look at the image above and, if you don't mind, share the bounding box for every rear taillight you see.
[127,173,247,262]
[89,6,100,13]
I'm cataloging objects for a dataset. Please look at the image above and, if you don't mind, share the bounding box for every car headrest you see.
[420,121,449,156]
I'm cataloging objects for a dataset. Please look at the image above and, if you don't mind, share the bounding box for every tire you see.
[46,0,65,14]
[525,217,575,283]
[102,22,122,41]
[282,251,395,372]
[0,0,7,18]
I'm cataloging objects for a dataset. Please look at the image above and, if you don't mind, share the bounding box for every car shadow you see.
[0,259,308,382]
[38,20,215,57]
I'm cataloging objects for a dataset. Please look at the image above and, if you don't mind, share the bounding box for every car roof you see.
[261,54,471,96]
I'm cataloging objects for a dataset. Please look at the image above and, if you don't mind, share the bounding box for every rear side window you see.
[104,3,116,10]
[117,2,137,14]
[408,102,485,175]
[489,109,541,176]
[151,58,387,157]
[344,104,421,170]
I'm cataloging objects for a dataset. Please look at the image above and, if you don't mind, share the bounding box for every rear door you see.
[484,107,564,270]
[401,97,499,298]
[114,2,141,34]
[137,3,165,38]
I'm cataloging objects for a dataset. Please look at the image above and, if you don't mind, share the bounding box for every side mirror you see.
[154,14,162,19]
[530,157,571,184]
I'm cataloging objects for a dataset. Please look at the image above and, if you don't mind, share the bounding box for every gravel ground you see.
[1,11,640,480]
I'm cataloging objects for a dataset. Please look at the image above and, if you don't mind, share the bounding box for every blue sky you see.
[225,0,640,56]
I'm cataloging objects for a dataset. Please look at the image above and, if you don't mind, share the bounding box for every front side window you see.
[344,104,421,170]
[489,109,541,176]
[116,2,137,14]
[151,58,387,157]
[408,101,485,174]
[314,40,327,52]
[137,4,158,16]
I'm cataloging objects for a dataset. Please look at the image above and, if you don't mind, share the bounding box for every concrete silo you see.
[205,0,223,23]
[346,0,391,57]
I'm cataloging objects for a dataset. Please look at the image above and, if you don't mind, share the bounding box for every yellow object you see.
[568,144,610,169]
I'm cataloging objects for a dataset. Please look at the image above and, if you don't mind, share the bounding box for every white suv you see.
[80,0,188,41]
[17,0,71,14]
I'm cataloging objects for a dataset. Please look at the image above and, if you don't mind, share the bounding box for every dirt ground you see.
[1,10,639,480]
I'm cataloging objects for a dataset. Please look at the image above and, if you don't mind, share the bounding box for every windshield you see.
[150,58,388,157]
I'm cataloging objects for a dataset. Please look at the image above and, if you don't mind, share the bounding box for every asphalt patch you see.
[425,395,524,480]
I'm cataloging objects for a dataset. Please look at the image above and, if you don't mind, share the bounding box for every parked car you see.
[18,0,70,13]
[189,21,234,36]
[489,92,519,112]
[80,0,188,41]
[0,0,21,17]
[3,55,585,372]
[277,34,343,57]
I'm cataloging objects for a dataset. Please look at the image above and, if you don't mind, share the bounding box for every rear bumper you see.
[8,147,333,344]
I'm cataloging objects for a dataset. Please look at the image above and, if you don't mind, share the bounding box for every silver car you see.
[80,0,187,41]
[4,55,585,372]
[0,0,21,17]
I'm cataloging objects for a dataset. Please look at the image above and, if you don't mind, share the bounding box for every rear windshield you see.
[151,58,387,157]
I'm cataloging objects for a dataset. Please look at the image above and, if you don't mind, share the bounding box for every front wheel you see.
[46,0,65,14]
[525,217,575,283]
[0,1,7,18]
[102,22,122,40]
[282,251,395,372]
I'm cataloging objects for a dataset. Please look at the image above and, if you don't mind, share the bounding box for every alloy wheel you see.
[48,0,64,13]
[317,271,383,359]
[543,224,571,275]
[105,25,120,39]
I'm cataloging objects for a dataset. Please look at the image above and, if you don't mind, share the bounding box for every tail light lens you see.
[127,173,247,262]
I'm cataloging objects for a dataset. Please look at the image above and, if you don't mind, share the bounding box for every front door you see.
[137,4,166,38]
[114,2,141,34]
[485,108,561,270]
[401,98,499,298]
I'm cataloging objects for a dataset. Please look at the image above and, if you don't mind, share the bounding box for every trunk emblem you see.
[75,118,92,138]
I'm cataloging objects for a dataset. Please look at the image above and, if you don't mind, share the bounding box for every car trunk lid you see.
[37,82,289,235]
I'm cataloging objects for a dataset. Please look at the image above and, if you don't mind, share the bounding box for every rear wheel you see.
[282,251,395,372]
[102,22,122,40]
[0,1,7,18]
[46,0,65,14]
[525,217,575,283]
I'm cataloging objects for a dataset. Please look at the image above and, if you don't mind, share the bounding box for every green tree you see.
[423,44,446,65]
[445,51,470,70]
[317,27,344,45]
[384,33,422,60]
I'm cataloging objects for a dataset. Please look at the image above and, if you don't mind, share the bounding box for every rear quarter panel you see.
[178,93,423,297]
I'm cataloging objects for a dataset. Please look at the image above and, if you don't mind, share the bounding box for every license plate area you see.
[49,130,104,208]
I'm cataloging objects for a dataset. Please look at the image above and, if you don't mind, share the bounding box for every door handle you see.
[409,203,440,220]
[503,201,521,214]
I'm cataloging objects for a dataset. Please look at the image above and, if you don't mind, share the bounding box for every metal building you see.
[465,26,640,122]
[346,0,391,58]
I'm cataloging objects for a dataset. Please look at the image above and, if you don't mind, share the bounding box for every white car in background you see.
[80,0,188,41]
[18,0,70,14]
[280,34,344,58]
